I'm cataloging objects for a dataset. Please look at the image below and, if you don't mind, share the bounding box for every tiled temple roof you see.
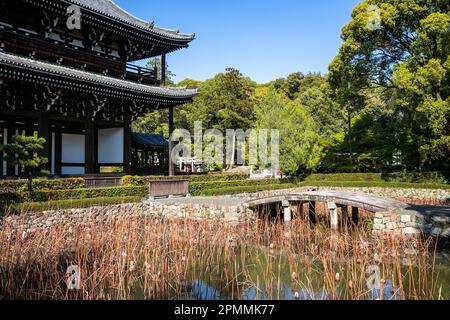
[132,133,168,148]
[69,0,195,41]
[0,51,198,100]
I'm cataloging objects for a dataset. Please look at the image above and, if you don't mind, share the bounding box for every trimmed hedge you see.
[304,172,449,184]
[6,196,142,215]
[0,186,148,205]
[122,173,249,186]
[0,178,85,193]
[190,179,290,196]
[300,180,450,190]
[199,183,298,196]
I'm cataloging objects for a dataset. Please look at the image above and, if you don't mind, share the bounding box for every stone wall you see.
[1,201,248,237]
[373,210,450,239]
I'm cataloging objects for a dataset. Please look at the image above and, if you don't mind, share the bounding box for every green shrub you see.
[190,179,290,196]
[122,175,147,186]
[304,172,449,184]
[6,196,142,215]
[0,178,85,193]
[299,180,450,190]
[199,183,297,196]
[121,173,249,186]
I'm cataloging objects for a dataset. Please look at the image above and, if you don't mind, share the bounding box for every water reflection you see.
[182,278,404,300]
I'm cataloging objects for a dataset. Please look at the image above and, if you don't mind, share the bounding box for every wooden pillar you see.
[54,124,62,176]
[282,200,291,223]
[161,54,167,86]
[38,110,50,173]
[328,202,338,231]
[168,105,175,176]
[309,201,317,224]
[124,112,132,175]
[340,205,350,228]
[85,107,96,174]
[6,125,15,176]
[352,207,360,226]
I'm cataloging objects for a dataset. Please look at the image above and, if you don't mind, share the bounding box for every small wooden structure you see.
[148,179,189,200]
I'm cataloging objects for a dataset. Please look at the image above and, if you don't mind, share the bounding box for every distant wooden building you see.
[0,0,196,178]
[132,133,168,176]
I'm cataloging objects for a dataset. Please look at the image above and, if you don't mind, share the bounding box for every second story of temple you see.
[0,0,195,85]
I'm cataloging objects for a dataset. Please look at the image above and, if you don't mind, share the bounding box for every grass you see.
[0,205,443,300]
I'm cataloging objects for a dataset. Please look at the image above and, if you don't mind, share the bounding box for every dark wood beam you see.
[161,54,167,86]
[37,110,50,173]
[123,111,132,174]
[54,124,62,176]
[85,106,96,174]
[168,105,174,176]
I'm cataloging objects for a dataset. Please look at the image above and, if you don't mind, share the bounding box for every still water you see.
[177,249,450,301]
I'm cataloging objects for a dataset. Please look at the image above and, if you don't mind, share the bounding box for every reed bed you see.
[0,207,443,300]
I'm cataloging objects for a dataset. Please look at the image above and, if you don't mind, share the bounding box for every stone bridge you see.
[244,190,409,232]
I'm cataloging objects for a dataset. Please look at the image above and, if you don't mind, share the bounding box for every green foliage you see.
[122,175,147,187]
[328,0,450,171]
[304,172,448,184]
[255,90,322,175]
[6,196,142,215]
[190,179,290,196]
[122,173,249,186]
[0,135,48,191]
[199,183,298,197]
[0,178,85,193]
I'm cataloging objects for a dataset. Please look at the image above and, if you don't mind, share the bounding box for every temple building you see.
[0,0,197,178]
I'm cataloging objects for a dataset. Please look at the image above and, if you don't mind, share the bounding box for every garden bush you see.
[6,196,142,215]
[199,183,298,196]
[189,179,290,196]
[304,172,449,184]
[0,178,85,193]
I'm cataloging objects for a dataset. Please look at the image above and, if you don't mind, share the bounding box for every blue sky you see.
[115,0,361,84]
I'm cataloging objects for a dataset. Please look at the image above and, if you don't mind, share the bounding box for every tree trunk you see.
[27,168,33,192]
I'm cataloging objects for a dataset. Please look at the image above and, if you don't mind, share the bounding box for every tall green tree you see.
[0,135,48,191]
[255,91,322,176]
[179,68,257,132]
[328,0,450,171]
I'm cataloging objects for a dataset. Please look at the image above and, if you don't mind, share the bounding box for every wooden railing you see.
[0,29,159,85]
[148,179,189,199]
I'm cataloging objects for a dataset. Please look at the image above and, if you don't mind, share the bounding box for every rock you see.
[403,227,421,235]
[401,215,411,223]
[374,213,384,219]
[432,216,449,224]
[431,227,443,237]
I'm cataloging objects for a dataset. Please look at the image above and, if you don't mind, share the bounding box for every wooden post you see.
[54,124,62,176]
[38,110,50,173]
[340,205,349,228]
[282,200,291,223]
[124,112,132,174]
[352,207,360,226]
[168,105,175,176]
[85,106,96,174]
[161,54,167,86]
[309,201,317,224]
[328,202,338,231]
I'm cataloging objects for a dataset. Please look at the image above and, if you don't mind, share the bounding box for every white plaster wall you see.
[98,128,124,164]
[62,134,85,164]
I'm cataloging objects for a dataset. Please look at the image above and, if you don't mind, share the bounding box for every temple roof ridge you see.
[0,51,198,99]
[68,0,195,41]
